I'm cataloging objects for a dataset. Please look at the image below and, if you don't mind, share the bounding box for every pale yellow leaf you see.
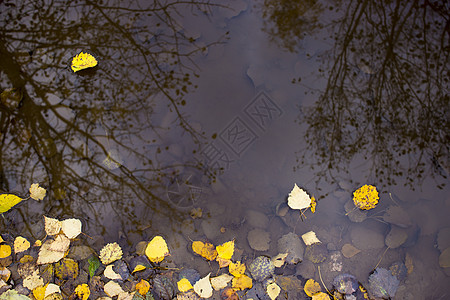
[104,281,124,297]
[193,273,213,298]
[29,183,46,201]
[271,253,288,268]
[37,235,70,265]
[266,282,281,300]
[14,236,31,253]
[23,270,44,290]
[287,184,311,210]
[104,265,122,280]
[99,242,122,265]
[210,273,233,290]
[44,283,61,298]
[61,218,82,239]
[301,231,321,246]
[44,216,62,236]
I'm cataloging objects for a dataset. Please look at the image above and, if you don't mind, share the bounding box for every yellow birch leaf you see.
[310,196,317,213]
[29,183,46,201]
[136,279,151,295]
[71,52,98,72]
[132,264,146,273]
[0,245,11,259]
[75,283,90,300]
[304,279,321,297]
[229,261,245,277]
[44,216,62,236]
[61,218,82,239]
[353,184,379,210]
[231,274,252,291]
[192,241,217,261]
[193,273,213,298]
[145,236,169,263]
[99,242,122,265]
[177,278,193,292]
[0,194,23,213]
[210,274,233,290]
[33,283,49,300]
[312,291,331,300]
[216,240,234,260]
[266,282,281,300]
[14,236,31,254]
[287,184,311,210]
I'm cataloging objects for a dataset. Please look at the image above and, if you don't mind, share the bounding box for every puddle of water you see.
[0,0,449,298]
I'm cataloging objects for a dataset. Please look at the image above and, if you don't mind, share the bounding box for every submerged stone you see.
[333,273,358,295]
[368,267,399,299]
[277,232,304,264]
[304,243,327,264]
[249,256,275,282]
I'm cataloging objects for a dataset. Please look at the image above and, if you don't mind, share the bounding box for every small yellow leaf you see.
[192,241,217,261]
[132,264,146,273]
[229,261,245,277]
[29,183,46,201]
[177,278,193,292]
[0,194,23,214]
[44,216,62,236]
[99,242,122,265]
[266,282,281,300]
[33,283,49,300]
[304,279,321,297]
[231,274,252,291]
[136,279,151,295]
[210,274,233,290]
[71,52,98,72]
[34,240,42,247]
[14,236,31,254]
[75,284,90,300]
[145,236,169,263]
[310,196,317,213]
[0,245,11,259]
[216,240,234,260]
[353,184,379,210]
[311,291,331,300]
[104,280,124,297]
[271,253,288,268]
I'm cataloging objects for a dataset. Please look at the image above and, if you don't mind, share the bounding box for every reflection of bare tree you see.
[0,0,226,239]
[263,0,449,189]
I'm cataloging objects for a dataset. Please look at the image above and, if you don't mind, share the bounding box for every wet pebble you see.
[201,219,221,240]
[382,205,412,228]
[246,209,269,229]
[295,260,315,278]
[277,232,304,264]
[385,225,408,249]
[344,200,367,223]
[350,227,385,250]
[247,228,271,251]
[437,227,450,252]
[341,243,361,258]
[304,243,328,264]
[275,202,289,217]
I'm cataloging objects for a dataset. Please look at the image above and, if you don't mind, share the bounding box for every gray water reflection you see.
[0,0,449,298]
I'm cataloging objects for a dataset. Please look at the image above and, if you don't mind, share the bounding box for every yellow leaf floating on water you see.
[287,184,312,210]
[229,261,245,277]
[99,242,122,265]
[33,283,49,300]
[177,278,193,293]
[266,282,281,300]
[74,284,90,300]
[0,245,11,259]
[0,194,23,214]
[210,274,233,290]
[14,236,30,254]
[216,240,234,260]
[193,273,213,298]
[29,183,46,201]
[312,291,331,300]
[353,184,379,210]
[145,236,169,263]
[304,278,322,297]
[44,216,62,236]
[71,52,98,72]
[192,241,217,261]
[310,196,317,213]
[136,279,151,295]
[231,274,252,290]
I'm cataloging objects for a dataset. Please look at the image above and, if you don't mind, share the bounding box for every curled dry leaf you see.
[29,183,46,201]
[99,242,123,265]
[61,218,82,239]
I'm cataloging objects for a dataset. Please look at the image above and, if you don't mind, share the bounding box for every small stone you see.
[247,229,270,251]
[246,210,269,229]
[382,205,412,228]
[351,227,385,250]
[201,219,221,240]
[277,232,304,264]
[439,247,450,268]
[295,260,315,278]
[304,243,328,264]
[275,203,289,217]
[344,200,367,223]
[385,226,408,249]
[341,244,361,258]
[437,227,450,252]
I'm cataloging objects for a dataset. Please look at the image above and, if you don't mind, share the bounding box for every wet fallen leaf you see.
[71,52,98,72]
[0,289,32,300]
[99,242,122,265]
[193,273,212,298]
[190,207,202,219]
[0,194,23,214]
[44,216,62,236]
[229,261,245,277]
[0,245,11,259]
[310,196,317,213]
[304,279,321,297]
[271,253,288,268]
[266,282,280,300]
[54,258,78,281]
[23,270,44,290]
[353,184,379,210]
[29,183,46,201]
[104,280,124,297]
[104,265,121,280]
[33,283,48,300]
[44,283,60,298]
[216,257,232,268]
[61,218,82,239]
[74,284,90,300]
[145,236,169,263]
[0,267,11,282]
[192,241,217,261]
[311,292,331,300]
[37,235,70,265]
[220,287,238,300]
[231,274,252,291]
[136,279,151,295]
[210,274,233,290]
[288,184,311,210]
[88,255,100,278]
[216,240,234,260]
[177,278,193,293]
[301,231,321,246]
[14,236,30,254]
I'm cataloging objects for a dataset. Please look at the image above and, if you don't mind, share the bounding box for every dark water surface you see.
[1,0,449,298]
